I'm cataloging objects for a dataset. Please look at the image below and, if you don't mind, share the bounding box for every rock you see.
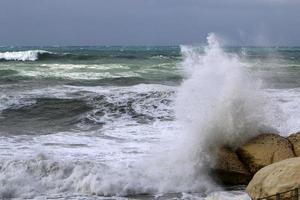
[211,147,251,185]
[246,157,300,199]
[237,133,295,174]
[288,132,300,156]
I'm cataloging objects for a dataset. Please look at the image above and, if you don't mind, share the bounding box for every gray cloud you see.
[0,0,299,46]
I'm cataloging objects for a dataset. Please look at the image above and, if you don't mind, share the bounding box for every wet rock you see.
[237,134,295,174]
[211,147,251,185]
[288,132,300,156]
[246,157,300,199]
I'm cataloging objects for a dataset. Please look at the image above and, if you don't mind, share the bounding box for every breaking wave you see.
[0,48,180,62]
[0,50,52,61]
[0,155,249,199]
[0,85,175,135]
[0,33,284,199]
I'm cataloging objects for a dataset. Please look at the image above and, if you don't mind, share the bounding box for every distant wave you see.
[0,50,52,61]
[0,49,181,62]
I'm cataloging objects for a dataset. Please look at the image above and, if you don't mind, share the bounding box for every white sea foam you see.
[0,154,250,199]
[0,50,49,61]
[265,88,300,135]
[14,63,139,79]
[0,34,287,199]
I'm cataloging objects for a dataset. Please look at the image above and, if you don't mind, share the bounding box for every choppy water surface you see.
[1,38,300,199]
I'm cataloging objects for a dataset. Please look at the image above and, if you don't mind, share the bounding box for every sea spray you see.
[176,33,276,152]
[85,33,281,195]
[0,34,283,199]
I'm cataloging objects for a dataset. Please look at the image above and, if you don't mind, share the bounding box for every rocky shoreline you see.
[211,131,300,199]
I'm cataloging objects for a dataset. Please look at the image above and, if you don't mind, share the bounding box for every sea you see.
[1,34,300,199]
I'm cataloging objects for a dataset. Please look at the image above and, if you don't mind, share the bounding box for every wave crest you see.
[0,50,51,61]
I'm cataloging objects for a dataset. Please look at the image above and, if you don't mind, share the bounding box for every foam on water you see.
[0,50,50,61]
[265,88,300,135]
[0,34,294,199]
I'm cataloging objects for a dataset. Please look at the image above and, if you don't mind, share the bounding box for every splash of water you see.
[95,33,279,195]
[0,33,281,199]
[176,33,275,152]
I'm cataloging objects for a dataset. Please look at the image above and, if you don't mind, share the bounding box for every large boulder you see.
[288,132,300,156]
[246,157,300,199]
[237,134,295,174]
[211,147,251,185]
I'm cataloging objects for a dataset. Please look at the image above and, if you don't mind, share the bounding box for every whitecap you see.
[0,50,50,61]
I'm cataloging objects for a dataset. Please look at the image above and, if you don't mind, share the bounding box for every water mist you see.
[0,33,281,199]
[176,33,275,150]
[110,33,278,195]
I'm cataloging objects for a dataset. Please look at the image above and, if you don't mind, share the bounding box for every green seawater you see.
[0,46,300,199]
[1,46,300,88]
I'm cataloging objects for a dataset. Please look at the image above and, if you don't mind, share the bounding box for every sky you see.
[0,0,300,46]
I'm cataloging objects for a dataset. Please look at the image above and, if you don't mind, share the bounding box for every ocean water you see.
[1,34,300,199]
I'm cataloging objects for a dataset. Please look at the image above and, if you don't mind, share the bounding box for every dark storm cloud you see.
[0,0,299,46]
